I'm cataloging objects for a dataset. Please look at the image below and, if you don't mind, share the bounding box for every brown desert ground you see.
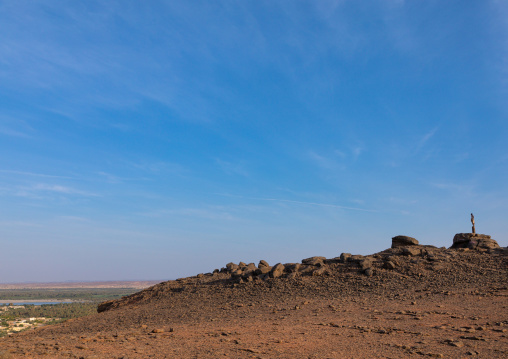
[1,236,507,358]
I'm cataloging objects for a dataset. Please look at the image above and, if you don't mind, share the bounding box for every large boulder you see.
[451,233,499,250]
[392,235,419,248]
[302,256,326,266]
[271,263,285,278]
[258,260,269,268]
[226,262,239,272]
[255,266,272,275]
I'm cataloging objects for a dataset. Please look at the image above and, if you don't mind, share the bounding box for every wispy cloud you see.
[0,127,32,138]
[307,151,345,170]
[416,127,439,151]
[0,115,36,138]
[253,197,377,212]
[126,160,187,175]
[430,182,475,197]
[141,207,237,221]
[215,158,249,177]
[0,170,73,179]
[308,144,365,170]
[14,183,98,198]
[217,193,377,213]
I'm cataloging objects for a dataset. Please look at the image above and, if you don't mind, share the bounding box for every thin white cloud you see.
[22,184,98,197]
[308,151,345,170]
[417,127,439,151]
[253,197,377,212]
[215,158,249,177]
[430,182,475,197]
[141,207,237,221]
[0,127,32,138]
[0,170,73,179]
[217,193,376,213]
[351,144,365,160]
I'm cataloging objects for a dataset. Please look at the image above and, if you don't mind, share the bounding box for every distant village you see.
[1,305,56,336]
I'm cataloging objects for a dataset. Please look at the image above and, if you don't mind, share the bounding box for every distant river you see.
[0,300,80,306]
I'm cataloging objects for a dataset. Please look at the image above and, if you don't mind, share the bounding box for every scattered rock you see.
[302,256,326,266]
[271,263,285,278]
[348,255,364,263]
[402,247,421,257]
[255,266,272,275]
[312,267,327,276]
[359,258,373,270]
[285,263,301,272]
[226,262,239,272]
[392,235,419,248]
[384,261,396,270]
[258,260,269,268]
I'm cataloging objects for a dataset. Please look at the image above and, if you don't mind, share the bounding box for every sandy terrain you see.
[1,242,506,358]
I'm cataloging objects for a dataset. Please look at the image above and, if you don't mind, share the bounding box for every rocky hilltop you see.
[1,234,507,358]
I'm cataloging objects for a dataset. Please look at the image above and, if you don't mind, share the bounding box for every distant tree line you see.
[0,302,97,322]
[0,288,137,301]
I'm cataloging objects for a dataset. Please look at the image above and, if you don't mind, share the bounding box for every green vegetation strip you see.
[0,288,138,301]
[0,288,141,336]
[1,302,98,322]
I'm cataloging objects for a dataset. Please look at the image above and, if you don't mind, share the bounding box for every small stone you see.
[255,266,272,275]
[384,260,396,269]
[313,267,327,276]
[340,253,352,263]
[449,341,464,348]
[258,260,269,268]
[288,272,298,279]
[402,247,421,256]
[152,328,164,333]
[359,258,373,270]
[226,262,239,272]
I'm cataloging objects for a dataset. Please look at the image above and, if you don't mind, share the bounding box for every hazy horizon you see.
[1,1,507,283]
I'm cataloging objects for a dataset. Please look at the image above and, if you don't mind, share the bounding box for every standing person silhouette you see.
[471,213,476,234]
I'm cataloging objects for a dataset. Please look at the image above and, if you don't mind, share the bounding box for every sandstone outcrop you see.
[391,235,419,248]
[451,233,500,250]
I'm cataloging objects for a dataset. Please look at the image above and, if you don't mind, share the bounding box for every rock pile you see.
[451,233,500,250]
[215,233,505,284]
[220,257,335,284]
[96,232,507,314]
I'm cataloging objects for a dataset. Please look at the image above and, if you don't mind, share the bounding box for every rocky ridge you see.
[97,234,505,314]
[1,233,506,359]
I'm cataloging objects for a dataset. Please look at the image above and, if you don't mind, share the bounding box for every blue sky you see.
[1,1,507,282]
